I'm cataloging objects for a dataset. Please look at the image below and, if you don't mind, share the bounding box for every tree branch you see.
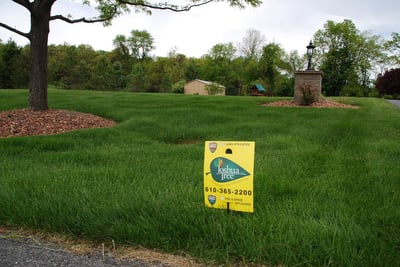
[50,3,117,24]
[11,0,31,9]
[116,0,215,12]
[1,0,32,40]
[49,0,215,26]
[49,14,111,24]
[50,0,259,26]
[0,21,30,40]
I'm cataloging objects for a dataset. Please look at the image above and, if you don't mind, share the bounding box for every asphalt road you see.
[0,236,168,267]
[386,99,400,109]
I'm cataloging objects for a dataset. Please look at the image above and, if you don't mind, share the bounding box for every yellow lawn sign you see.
[204,141,255,213]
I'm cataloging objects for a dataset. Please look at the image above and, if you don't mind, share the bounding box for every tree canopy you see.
[314,19,390,96]
[0,0,262,110]
[237,28,266,60]
[375,68,400,97]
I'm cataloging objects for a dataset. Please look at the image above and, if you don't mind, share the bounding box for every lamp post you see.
[294,40,322,104]
[306,40,315,70]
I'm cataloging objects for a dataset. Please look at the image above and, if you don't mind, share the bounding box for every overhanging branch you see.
[116,0,215,12]
[49,0,215,26]
[0,21,30,40]
[11,0,31,9]
[50,3,118,25]
[49,15,111,24]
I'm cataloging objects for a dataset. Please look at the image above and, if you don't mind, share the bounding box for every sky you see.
[0,0,399,58]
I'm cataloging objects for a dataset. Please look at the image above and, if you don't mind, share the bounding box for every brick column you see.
[294,71,323,105]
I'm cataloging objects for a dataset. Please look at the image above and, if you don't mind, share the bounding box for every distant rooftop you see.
[255,84,266,92]
[195,79,225,88]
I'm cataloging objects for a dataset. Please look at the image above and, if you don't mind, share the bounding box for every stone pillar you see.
[294,71,323,105]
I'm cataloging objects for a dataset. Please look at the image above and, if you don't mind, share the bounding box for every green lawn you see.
[1,89,399,266]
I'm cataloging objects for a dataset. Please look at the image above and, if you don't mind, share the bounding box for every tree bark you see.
[28,2,53,111]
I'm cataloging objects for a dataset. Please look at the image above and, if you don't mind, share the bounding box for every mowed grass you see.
[1,89,399,266]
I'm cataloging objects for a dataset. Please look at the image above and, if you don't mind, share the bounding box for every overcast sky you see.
[0,0,399,58]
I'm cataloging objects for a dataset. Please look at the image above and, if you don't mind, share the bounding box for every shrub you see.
[300,83,317,105]
[375,68,400,98]
[205,82,224,95]
[172,79,186,94]
[383,94,393,99]
[367,89,380,98]
[340,84,364,97]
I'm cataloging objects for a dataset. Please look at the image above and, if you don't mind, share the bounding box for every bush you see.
[375,68,400,98]
[367,89,380,98]
[172,80,186,94]
[205,82,224,95]
[300,83,317,105]
[340,84,364,97]
[383,94,393,99]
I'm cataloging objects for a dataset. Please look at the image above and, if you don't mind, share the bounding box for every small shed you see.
[184,79,225,96]
[251,84,266,96]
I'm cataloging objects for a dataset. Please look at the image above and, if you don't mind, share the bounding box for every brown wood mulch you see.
[0,109,116,138]
[261,99,359,109]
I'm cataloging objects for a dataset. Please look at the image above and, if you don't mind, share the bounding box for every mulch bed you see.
[261,99,359,109]
[0,109,116,138]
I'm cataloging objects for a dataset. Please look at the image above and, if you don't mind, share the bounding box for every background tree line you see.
[1,19,399,97]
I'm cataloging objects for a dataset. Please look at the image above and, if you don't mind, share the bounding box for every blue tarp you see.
[255,84,266,92]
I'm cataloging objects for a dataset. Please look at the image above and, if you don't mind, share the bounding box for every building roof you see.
[255,84,266,92]
[191,79,225,88]
[196,79,213,85]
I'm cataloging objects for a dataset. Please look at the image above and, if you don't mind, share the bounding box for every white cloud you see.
[0,0,399,57]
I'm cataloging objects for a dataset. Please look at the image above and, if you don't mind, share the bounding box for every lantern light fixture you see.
[306,40,315,70]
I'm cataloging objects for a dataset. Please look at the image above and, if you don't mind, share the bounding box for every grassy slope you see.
[0,89,399,266]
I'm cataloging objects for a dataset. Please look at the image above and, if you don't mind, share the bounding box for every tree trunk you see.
[28,3,52,111]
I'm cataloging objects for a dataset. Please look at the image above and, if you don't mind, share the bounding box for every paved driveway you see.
[386,99,400,109]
